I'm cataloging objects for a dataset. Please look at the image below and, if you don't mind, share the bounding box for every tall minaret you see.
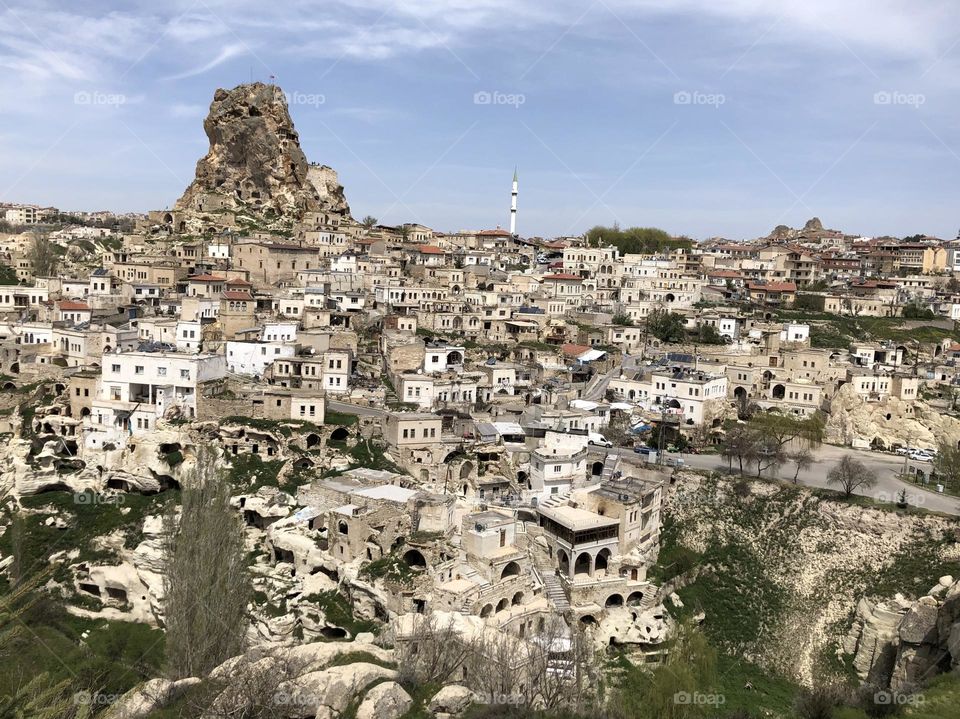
[509,168,518,236]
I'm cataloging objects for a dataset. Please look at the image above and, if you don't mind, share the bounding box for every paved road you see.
[582,354,640,401]
[328,399,385,417]
[593,444,960,516]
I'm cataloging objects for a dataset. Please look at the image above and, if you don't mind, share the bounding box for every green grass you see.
[0,601,165,702]
[226,453,285,490]
[303,590,380,636]
[358,550,416,587]
[2,489,177,575]
[772,309,960,349]
[325,410,359,427]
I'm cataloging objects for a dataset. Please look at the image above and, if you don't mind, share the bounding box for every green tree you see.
[27,234,59,277]
[585,225,693,255]
[647,308,687,343]
[361,215,378,229]
[933,440,960,493]
[612,312,634,327]
[163,447,251,679]
[695,323,725,345]
[611,621,717,719]
[901,303,935,320]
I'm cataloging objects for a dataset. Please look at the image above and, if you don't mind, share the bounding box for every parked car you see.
[909,450,932,462]
[664,456,685,468]
[895,447,912,456]
[588,432,613,448]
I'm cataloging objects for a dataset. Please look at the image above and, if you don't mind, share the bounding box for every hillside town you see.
[2,83,960,718]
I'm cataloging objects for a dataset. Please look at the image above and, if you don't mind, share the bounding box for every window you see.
[135,365,144,375]
[180,369,190,379]
[157,367,166,377]
[111,364,120,373]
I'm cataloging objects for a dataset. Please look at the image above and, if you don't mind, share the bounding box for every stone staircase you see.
[601,452,620,481]
[461,565,490,589]
[541,572,570,611]
[538,490,571,510]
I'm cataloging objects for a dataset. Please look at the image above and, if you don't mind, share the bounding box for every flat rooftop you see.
[539,504,619,531]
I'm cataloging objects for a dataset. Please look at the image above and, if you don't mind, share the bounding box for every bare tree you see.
[788,447,814,483]
[827,456,877,498]
[721,425,758,475]
[395,613,472,687]
[754,435,786,478]
[163,446,251,679]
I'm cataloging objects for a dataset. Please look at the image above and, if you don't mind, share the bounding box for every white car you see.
[909,450,933,462]
[895,447,912,456]
[587,432,613,448]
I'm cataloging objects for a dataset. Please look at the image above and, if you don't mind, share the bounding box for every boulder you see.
[428,685,476,716]
[107,677,200,719]
[279,662,395,716]
[356,681,412,719]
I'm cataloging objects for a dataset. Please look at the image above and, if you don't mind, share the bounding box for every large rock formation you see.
[172,83,350,233]
[825,382,960,450]
[844,575,960,691]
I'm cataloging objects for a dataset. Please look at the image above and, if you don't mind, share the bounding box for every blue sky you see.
[2,1,959,240]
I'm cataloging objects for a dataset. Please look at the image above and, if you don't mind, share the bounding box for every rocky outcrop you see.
[825,382,960,450]
[106,677,201,719]
[172,83,350,233]
[356,681,411,719]
[845,576,960,691]
[428,685,476,717]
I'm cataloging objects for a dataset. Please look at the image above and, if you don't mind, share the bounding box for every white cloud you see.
[163,43,248,81]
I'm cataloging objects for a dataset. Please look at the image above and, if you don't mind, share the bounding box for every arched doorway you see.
[772,384,785,400]
[605,594,624,608]
[627,591,644,606]
[500,561,521,580]
[480,604,493,618]
[574,552,591,576]
[329,427,349,442]
[496,598,509,613]
[591,461,604,476]
[511,591,524,606]
[403,549,427,569]
[557,549,570,576]
[594,548,611,573]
